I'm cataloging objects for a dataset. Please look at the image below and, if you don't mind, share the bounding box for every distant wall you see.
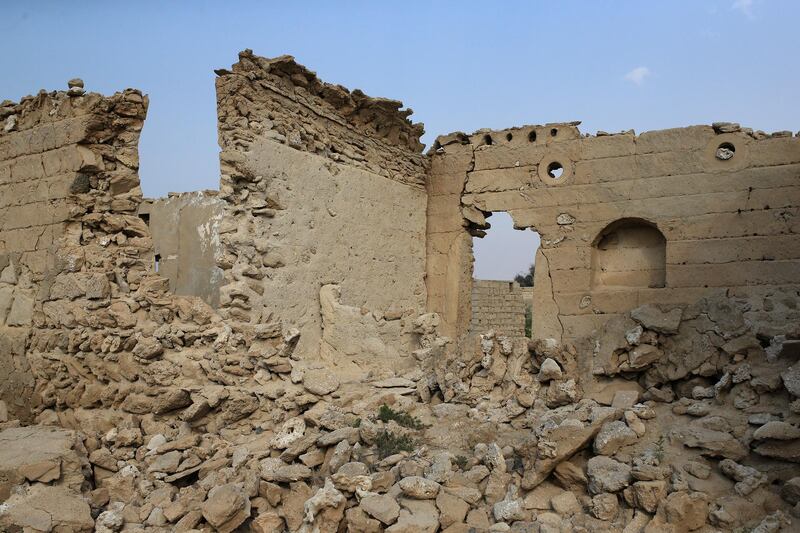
[470,280,526,336]
[428,123,800,345]
[139,192,225,307]
[214,51,429,374]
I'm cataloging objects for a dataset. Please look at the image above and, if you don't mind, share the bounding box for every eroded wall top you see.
[427,121,800,345]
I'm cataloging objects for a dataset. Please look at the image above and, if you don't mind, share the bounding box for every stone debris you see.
[0,49,798,533]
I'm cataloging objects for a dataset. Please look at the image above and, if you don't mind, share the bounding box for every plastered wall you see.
[139,191,225,308]
[427,123,800,345]
[214,51,430,372]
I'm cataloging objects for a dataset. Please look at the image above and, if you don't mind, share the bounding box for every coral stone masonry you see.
[0,50,799,532]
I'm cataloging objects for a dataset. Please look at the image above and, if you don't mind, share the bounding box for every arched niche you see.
[591,218,666,289]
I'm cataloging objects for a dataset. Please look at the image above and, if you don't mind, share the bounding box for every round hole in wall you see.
[528,130,537,142]
[547,161,564,179]
[550,128,558,137]
[483,134,493,146]
[506,132,513,141]
[716,142,735,160]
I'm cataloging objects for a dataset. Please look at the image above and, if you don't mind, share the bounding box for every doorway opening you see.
[471,212,541,337]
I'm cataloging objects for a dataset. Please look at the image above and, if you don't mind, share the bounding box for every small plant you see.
[375,430,415,459]
[524,306,532,338]
[376,404,426,430]
[655,434,666,463]
[352,418,361,428]
[454,455,469,470]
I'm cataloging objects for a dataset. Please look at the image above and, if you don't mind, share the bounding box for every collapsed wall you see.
[427,123,800,346]
[1,52,800,533]
[0,85,148,421]
[214,51,429,376]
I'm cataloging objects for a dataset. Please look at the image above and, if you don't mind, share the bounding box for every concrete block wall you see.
[469,279,526,336]
[427,123,800,345]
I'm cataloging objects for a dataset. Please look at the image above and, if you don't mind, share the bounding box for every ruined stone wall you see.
[428,123,800,345]
[139,191,225,308]
[0,87,148,420]
[470,280,526,336]
[214,51,430,375]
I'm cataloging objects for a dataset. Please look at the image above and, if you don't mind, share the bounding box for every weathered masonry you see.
[427,124,800,347]
[2,50,800,533]
[1,51,800,421]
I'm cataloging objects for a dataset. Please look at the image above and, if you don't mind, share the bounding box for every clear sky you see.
[2,1,798,279]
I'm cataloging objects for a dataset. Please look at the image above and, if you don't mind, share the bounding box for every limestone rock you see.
[252,511,285,532]
[538,358,562,381]
[303,368,341,395]
[0,484,94,532]
[550,490,581,516]
[781,477,800,505]
[522,404,619,489]
[781,365,800,396]
[662,491,709,531]
[623,480,667,513]
[303,477,345,529]
[388,499,439,533]
[753,420,800,440]
[630,304,682,334]
[587,456,632,494]
[493,485,526,522]
[593,420,638,455]
[201,482,251,533]
[719,459,768,496]
[590,493,619,520]
[399,476,440,499]
[671,425,748,460]
[361,493,401,525]
[0,425,88,500]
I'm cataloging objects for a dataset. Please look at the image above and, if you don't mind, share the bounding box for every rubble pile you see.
[1,295,799,532]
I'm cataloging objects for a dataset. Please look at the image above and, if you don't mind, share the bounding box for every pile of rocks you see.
[1,295,799,532]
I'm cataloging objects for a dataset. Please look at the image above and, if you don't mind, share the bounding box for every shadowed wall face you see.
[139,192,225,308]
[592,220,666,289]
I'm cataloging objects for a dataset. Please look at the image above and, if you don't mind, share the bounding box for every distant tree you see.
[514,262,535,287]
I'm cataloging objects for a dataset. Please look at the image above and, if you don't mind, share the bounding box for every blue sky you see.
[2,1,798,279]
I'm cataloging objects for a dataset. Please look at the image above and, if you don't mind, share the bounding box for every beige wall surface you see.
[214,52,430,370]
[139,192,226,308]
[427,123,800,345]
[470,279,526,337]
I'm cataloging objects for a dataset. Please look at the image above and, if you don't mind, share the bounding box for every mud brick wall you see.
[214,51,430,371]
[469,280,526,336]
[427,123,800,345]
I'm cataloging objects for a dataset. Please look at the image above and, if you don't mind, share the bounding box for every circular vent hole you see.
[483,134,493,146]
[528,130,537,142]
[506,132,513,141]
[716,142,735,160]
[550,128,558,137]
[548,162,564,179]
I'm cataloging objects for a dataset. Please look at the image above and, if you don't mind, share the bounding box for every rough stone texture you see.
[1,51,799,533]
[215,51,428,373]
[470,279,526,336]
[0,425,88,500]
[426,121,800,345]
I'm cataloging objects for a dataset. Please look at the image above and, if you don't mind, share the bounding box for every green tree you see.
[514,262,535,287]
